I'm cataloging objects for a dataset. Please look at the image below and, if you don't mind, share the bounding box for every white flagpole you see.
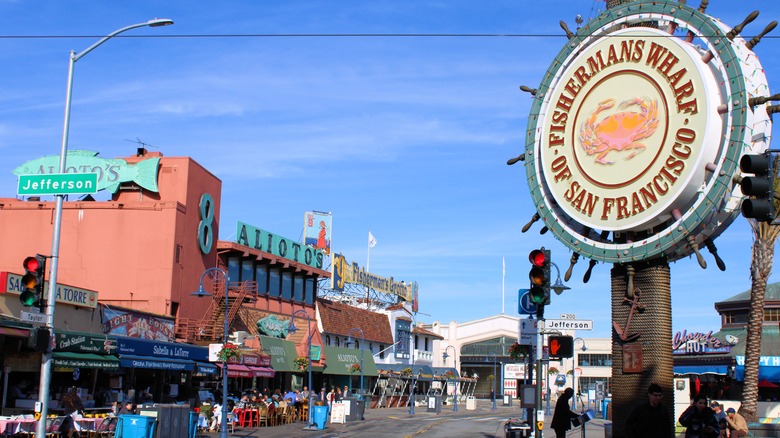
[502,257,506,314]
[366,231,372,304]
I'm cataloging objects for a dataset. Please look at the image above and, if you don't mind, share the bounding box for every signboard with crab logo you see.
[524,2,773,264]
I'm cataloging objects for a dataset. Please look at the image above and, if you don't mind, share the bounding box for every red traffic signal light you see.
[20,255,46,307]
[528,249,551,315]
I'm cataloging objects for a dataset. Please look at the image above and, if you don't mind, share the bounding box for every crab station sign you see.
[539,28,720,231]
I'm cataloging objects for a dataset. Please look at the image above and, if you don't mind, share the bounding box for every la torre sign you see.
[525,3,771,264]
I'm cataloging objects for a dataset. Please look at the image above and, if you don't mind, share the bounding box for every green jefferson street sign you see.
[18,173,98,195]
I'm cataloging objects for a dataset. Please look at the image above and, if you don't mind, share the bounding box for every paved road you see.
[200,399,612,438]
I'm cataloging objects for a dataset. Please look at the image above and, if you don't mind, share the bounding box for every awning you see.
[322,346,378,376]
[736,356,780,381]
[119,355,195,371]
[195,362,218,375]
[377,364,435,381]
[259,336,300,372]
[248,366,276,378]
[217,363,253,378]
[674,365,728,375]
[53,352,120,370]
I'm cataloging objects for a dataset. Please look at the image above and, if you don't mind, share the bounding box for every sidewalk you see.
[199,399,613,438]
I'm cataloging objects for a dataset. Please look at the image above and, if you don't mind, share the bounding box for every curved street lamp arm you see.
[73,19,174,62]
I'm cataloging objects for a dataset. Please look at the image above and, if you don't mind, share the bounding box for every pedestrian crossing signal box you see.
[548,335,574,359]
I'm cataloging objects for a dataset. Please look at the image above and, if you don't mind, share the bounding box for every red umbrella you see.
[758,379,780,388]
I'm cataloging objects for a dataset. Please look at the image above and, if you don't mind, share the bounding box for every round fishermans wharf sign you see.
[525,1,772,264]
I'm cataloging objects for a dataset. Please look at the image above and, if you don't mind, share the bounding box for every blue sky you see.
[1,1,779,339]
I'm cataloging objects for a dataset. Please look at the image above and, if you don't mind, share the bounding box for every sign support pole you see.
[535,319,545,438]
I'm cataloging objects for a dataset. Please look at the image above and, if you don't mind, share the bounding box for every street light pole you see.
[409,327,416,415]
[288,309,316,430]
[191,267,230,438]
[347,328,365,407]
[572,337,587,410]
[36,18,173,438]
[443,345,458,412]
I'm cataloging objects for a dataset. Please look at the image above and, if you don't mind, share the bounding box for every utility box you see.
[503,394,513,406]
[466,396,477,410]
[136,404,189,438]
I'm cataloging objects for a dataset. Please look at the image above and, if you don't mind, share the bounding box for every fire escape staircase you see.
[176,280,257,342]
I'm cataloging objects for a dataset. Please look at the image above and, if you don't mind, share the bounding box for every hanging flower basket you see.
[293,356,309,371]
[487,374,495,382]
[349,363,361,373]
[217,342,242,362]
[400,367,413,377]
[508,342,527,361]
[548,367,559,376]
[443,371,456,380]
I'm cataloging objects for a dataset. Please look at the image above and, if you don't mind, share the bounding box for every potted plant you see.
[349,363,361,373]
[217,342,242,362]
[548,366,559,376]
[508,342,527,360]
[293,356,309,371]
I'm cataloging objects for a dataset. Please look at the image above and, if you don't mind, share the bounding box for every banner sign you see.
[331,253,414,301]
[55,330,116,354]
[117,336,208,362]
[0,272,98,309]
[236,221,324,269]
[101,306,176,342]
[303,211,332,255]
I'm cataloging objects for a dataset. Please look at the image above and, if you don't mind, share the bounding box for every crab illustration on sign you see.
[580,97,659,165]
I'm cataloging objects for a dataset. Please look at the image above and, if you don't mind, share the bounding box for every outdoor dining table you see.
[75,416,106,433]
[0,418,37,436]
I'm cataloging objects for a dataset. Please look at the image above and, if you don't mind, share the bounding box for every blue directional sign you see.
[518,288,537,315]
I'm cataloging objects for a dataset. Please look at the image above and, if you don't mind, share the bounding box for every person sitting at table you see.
[209,401,223,432]
[283,389,296,405]
[118,401,134,416]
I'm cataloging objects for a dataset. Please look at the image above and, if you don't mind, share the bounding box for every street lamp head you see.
[148,18,174,27]
[442,352,449,360]
[190,285,211,298]
[551,276,571,295]
[287,321,298,335]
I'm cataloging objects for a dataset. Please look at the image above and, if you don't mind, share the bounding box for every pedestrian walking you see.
[551,388,578,438]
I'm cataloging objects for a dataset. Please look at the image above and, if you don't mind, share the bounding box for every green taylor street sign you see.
[18,173,98,195]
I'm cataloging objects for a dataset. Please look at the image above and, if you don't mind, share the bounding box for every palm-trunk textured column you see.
[610,261,673,437]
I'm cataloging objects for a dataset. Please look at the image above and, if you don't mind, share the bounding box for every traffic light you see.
[548,335,574,359]
[20,255,46,307]
[529,248,551,318]
[740,152,774,222]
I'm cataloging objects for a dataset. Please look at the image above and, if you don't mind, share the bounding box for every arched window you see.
[325,335,331,346]
[335,337,340,347]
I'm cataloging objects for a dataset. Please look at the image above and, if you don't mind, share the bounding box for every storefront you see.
[116,336,210,404]
[321,345,378,393]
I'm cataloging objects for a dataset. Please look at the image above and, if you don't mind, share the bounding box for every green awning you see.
[322,346,378,376]
[259,336,300,372]
[53,352,120,370]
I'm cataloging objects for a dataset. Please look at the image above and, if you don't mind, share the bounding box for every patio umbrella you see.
[758,379,779,388]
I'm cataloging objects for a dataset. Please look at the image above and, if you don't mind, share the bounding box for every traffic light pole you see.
[535,319,545,438]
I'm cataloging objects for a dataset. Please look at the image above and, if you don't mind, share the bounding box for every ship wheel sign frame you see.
[522,1,775,268]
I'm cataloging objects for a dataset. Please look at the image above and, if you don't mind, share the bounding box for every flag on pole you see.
[368,231,377,248]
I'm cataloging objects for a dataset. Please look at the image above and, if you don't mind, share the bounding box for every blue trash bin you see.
[116,414,156,438]
[601,399,611,420]
[312,405,328,430]
[188,412,198,438]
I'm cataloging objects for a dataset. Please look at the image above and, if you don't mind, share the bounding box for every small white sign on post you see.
[518,318,538,345]
[21,310,46,325]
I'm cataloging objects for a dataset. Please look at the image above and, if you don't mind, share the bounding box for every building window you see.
[268,267,281,298]
[578,354,612,367]
[281,271,293,300]
[354,340,360,350]
[293,275,304,302]
[255,264,269,296]
[765,308,780,322]
[325,335,330,346]
[379,345,385,359]
[241,259,254,283]
[425,337,429,351]
[724,312,749,325]
[227,256,241,283]
[304,278,316,305]
[335,337,340,347]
